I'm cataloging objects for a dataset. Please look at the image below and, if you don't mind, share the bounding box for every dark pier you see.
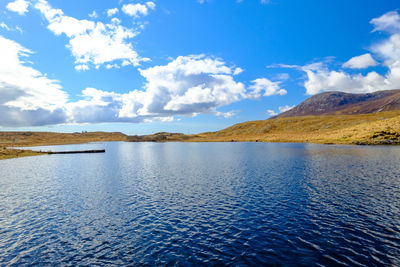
[48,149,105,154]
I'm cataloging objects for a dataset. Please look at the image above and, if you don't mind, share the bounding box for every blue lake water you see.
[1,142,400,266]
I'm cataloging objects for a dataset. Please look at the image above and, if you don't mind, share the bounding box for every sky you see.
[0,0,399,135]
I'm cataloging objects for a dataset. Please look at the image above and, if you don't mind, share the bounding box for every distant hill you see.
[274,89,400,118]
[0,131,128,147]
[178,89,400,145]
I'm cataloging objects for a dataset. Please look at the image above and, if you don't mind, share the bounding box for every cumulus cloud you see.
[0,35,68,126]
[300,62,389,95]
[34,0,147,70]
[67,55,282,123]
[0,47,286,125]
[0,26,286,126]
[118,55,247,120]
[6,0,29,15]
[121,2,155,17]
[248,78,287,98]
[66,88,124,123]
[107,8,119,17]
[342,53,378,69]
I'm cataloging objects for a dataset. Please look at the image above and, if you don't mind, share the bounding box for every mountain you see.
[180,89,400,145]
[274,89,400,118]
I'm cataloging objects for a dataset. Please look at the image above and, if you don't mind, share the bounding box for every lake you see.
[1,142,400,266]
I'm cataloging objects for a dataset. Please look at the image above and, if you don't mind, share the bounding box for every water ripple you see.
[0,142,400,265]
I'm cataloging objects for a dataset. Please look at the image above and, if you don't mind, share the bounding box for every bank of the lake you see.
[2,111,400,160]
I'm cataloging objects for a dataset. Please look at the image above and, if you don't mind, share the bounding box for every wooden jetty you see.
[47,149,105,154]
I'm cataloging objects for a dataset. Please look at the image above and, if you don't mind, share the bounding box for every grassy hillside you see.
[2,111,400,160]
[0,131,128,160]
[0,131,128,147]
[0,147,46,160]
[183,111,400,144]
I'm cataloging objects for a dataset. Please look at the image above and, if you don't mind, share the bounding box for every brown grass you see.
[2,111,400,160]
[0,131,128,160]
[182,111,400,144]
[0,147,46,160]
[0,131,128,147]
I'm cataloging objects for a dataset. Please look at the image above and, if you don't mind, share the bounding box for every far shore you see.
[1,112,400,160]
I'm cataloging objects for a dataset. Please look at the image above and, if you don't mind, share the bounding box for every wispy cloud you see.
[278,105,294,113]
[266,109,277,116]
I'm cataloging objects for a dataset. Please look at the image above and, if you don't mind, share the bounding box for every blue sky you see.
[0,0,399,134]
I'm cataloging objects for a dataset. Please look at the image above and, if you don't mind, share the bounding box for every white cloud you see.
[0,38,288,126]
[274,11,400,95]
[66,55,250,123]
[301,62,388,95]
[0,35,68,126]
[279,105,294,113]
[371,11,400,34]
[0,22,23,34]
[120,55,246,119]
[266,110,277,116]
[276,73,289,80]
[215,110,239,118]
[121,2,155,17]
[88,10,98,18]
[342,53,378,69]
[15,26,23,33]
[34,0,146,70]
[0,22,10,31]
[75,64,89,71]
[146,2,156,10]
[107,8,119,17]
[233,67,244,75]
[66,87,124,123]
[6,0,29,15]
[248,78,287,98]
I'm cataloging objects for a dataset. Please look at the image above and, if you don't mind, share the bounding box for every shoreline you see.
[2,112,400,160]
[2,138,399,161]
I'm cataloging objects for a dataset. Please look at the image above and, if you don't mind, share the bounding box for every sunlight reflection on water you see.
[1,142,400,265]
